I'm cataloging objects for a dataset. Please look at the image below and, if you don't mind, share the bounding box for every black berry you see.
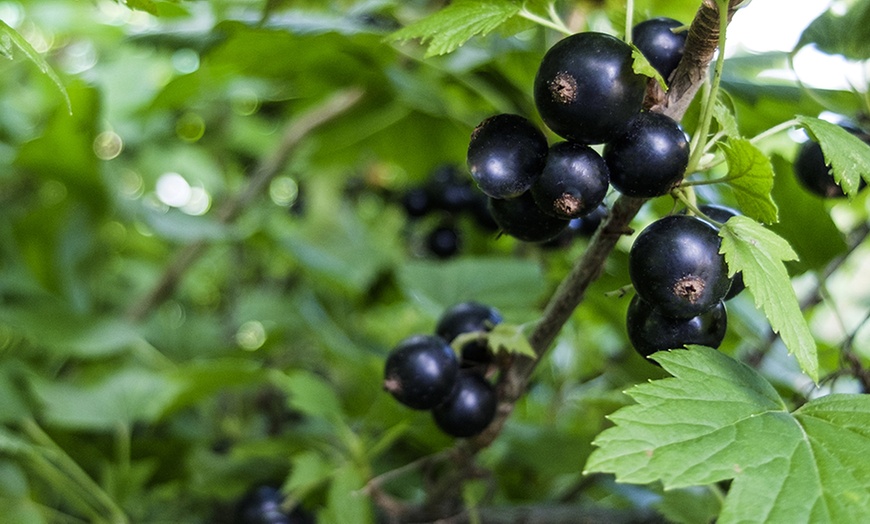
[436,302,503,366]
[467,114,548,199]
[632,17,688,83]
[534,32,646,144]
[427,164,477,213]
[401,186,431,218]
[431,371,497,438]
[488,191,570,243]
[629,215,731,319]
[626,294,727,359]
[604,111,690,198]
[530,142,610,219]
[426,224,461,259]
[383,335,459,410]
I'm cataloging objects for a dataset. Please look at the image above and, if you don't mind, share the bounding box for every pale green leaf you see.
[284,450,334,496]
[325,463,372,524]
[631,46,667,91]
[796,115,870,196]
[30,368,182,430]
[279,370,343,421]
[389,0,521,57]
[486,323,536,358]
[720,138,778,224]
[719,216,818,382]
[0,20,71,114]
[713,99,740,138]
[584,346,870,524]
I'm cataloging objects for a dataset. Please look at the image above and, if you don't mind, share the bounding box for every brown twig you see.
[125,88,365,322]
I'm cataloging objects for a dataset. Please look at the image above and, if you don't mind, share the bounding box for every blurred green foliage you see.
[0,0,867,522]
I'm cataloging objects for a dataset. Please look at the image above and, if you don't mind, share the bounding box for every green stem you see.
[24,452,107,523]
[685,0,731,173]
[750,118,800,144]
[625,0,634,44]
[21,419,129,524]
[519,6,572,36]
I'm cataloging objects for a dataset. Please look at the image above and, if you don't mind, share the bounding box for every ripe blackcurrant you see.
[629,215,731,319]
[632,17,688,83]
[534,32,646,144]
[530,142,610,219]
[604,111,690,198]
[427,164,477,213]
[626,294,727,358]
[436,301,503,366]
[431,371,497,438]
[383,335,459,410]
[466,114,548,199]
[401,186,431,218]
[488,191,570,243]
[426,224,461,259]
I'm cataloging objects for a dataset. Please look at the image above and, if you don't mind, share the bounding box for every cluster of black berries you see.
[400,164,497,259]
[793,121,870,198]
[626,205,744,359]
[383,302,502,438]
[466,19,689,243]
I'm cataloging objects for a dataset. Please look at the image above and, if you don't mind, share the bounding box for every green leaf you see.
[486,323,536,358]
[388,0,521,57]
[769,154,848,273]
[30,368,182,430]
[0,20,71,113]
[324,463,372,524]
[397,257,545,317]
[796,116,870,197]
[719,216,818,382]
[284,450,334,497]
[720,138,778,224]
[631,46,667,91]
[796,0,870,60]
[584,346,870,524]
[713,99,740,138]
[278,370,344,422]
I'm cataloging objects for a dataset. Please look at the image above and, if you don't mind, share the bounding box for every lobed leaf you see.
[720,137,778,224]
[388,0,521,57]
[585,346,870,524]
[719,216,818,381]
[795,116,870,197]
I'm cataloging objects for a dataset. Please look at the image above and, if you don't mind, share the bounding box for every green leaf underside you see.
[0,20,71,113]
[796,116,870,197]
[585,346,870,524]
[719,216,818,381]
[388,0,521,57]
[630,46,668,91]
[720,137,778,224]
